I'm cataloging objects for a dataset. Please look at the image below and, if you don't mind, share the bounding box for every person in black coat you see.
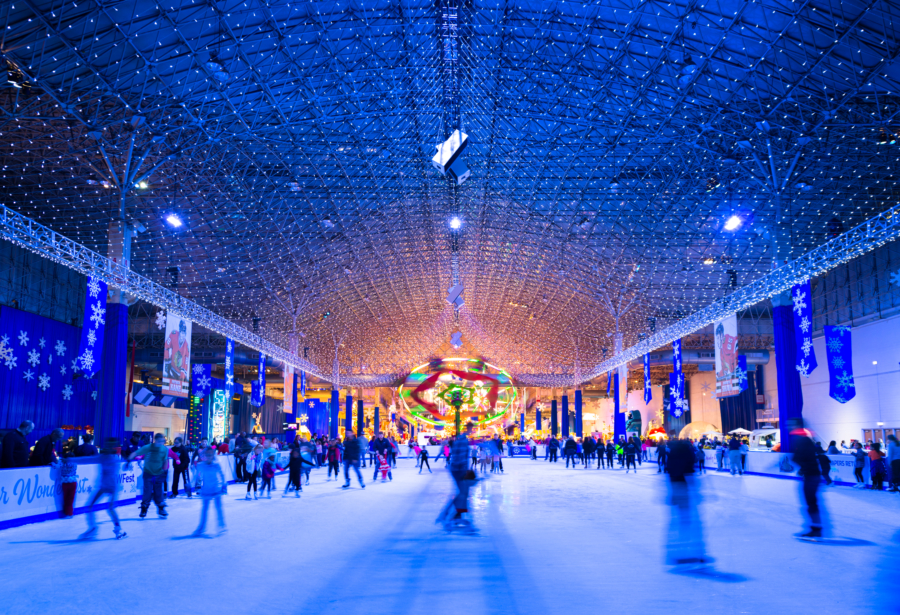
[791,422,824,539]
[30,428,63,466]
[1,420,34,468]
[547,436,560,462]
[564,436,577,467]
[583,437,596,468]
[605,441,615,469]
[74,434,99,457]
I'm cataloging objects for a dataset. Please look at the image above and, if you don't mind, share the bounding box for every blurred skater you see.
[192,448,226,537]
[437,422,478,534]
[342,430,365,489]
[261,454,277,498]
[127,433,170,519]
[79,438,126,540]
[419,446,432,474]
[377,451,392,482]
[245,445,262,500]
[791,421,824,540]
[665,438,711,569]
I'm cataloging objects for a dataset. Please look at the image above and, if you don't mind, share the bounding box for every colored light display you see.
[398,358,516,428]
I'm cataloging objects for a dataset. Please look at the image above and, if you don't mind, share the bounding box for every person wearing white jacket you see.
[245,445,262,500]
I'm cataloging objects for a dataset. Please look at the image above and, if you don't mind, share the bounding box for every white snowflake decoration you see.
[834,325,851,336]
[193,364,206,376]
[833,394,847,404]
[55,340,66,356]
[91,390,98,400]
[836,371,855,392]
[87,329,97,346]
[799,316,811,334]
[62,385,73,401]
[27,349,40,367]
[226,373,234,387]
[2,348,16,369]
[732,366,748,387]
[1,334,8,346]
[800,338,813,358]
[826,337,843,354]
[79,349,95,373]
[0,340,12,362]
[155,310,167,329]
[37,373,50,391]
[17,331,29,346]
[792,288,807,315]
[197,374,212,390]
[831,356,845,370]
[70,359,79,372]
[59,364,67,376]
[225,355,232,370]
[38,337,46,349]
[23,369,35,382]
[796,360,810,377]
[87,277,102,298]
[89,302,106,327]
[891,269,900,288]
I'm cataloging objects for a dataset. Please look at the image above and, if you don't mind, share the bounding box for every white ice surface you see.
[1,458,897,614]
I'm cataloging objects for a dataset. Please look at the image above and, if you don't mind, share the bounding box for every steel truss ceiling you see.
[0,0,898,383]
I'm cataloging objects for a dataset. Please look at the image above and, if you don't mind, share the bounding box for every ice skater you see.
[437,422,478,534]
[419,446,432,474]
[192,448,227,537]
[791,421,825,540]
[79,438,126,540]
[665,438,712,570]
[260,454,277,498]
[284,448,310,496]
[624,438,637,473]
[342,430,365,489]
[245,445,262,499]
[377,451,393,482]
[127,433,170,518]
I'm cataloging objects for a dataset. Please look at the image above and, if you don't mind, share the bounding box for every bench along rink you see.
[0,458,895,614]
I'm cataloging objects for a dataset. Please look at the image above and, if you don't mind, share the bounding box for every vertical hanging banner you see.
[253,352,267,407]
[643,353,652,404]
[669,372,685,418]
[736,355,749,393]
[283,365,294,415]
[300,370,307,398]
[792,280,818,377]
[77,276,107,378]
[224,338,235,401]
[192,363,212,399]
[606,372,611,397]
[714,315,740,397]
[825,325,855,403]
[162,312,192,398]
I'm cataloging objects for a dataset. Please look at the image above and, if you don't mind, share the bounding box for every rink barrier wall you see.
[0,451,291,531]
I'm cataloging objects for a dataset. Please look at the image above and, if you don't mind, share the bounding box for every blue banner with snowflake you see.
[643,353,652,404]
[251,352,266,406]
[224,338,235,401]
[192,363,212,399]
[791,280,818,377]
[76,276,107,378]
[669,372,686,418]
[300,369,306,398]
[606,371,611,397]
[825,325,855,403]
[736,355,748,392]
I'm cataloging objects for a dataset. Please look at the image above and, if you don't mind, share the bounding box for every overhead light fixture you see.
[609,176,621,189]
[165,214,183,228]
[702,257,716,265]
[135,180,148,189]
[320,216,334,229]
[450,216,462,230]
[724,215,742,231]
[877,128,896,145]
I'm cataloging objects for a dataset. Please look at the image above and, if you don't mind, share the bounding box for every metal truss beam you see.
[0,203,409,385]
[581,202,900,383]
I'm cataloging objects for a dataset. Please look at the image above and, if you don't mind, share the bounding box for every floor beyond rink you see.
[0,457,896,614]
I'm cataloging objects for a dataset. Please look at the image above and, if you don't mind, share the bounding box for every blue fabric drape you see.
[561,394,569,437]
[329,389,339,438]
[719,370,759,434]
[792,280,818,377]
[345,394,353,430]
[76,276,107,378]
[0,306,98,442]
[96,302,126,444]
[535,409,541,431]
[825,325,855,403]
[551,399,558,436]
[574,389,582,437]
[774,303,803,453]
[374,406,380,434]
[643,353,652,404]
[663,382,691,436]
[613,372,625,441]
[224,338,235,401]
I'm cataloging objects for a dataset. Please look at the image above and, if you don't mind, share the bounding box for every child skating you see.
[192,448,227,538]
[377,451,392,482]
[79,438,127,540]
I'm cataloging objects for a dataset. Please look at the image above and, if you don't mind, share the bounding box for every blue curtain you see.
[662,382,692,436]
[0,306,97,444]
[773,303,804,452]
[719,371,759,434]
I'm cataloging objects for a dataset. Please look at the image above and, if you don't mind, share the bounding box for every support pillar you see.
[97,219,131,443]
[330,389,339,438]
[551,399,558,436]
[575,389,582,437]
[536,409,542,432]
[561,394,569,437]
[374,407,380,434]
[345,393,353,432]
[614,372,625,441]
[357,398,364,435]
[773,292,803,452]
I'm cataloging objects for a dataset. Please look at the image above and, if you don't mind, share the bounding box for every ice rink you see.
[1,457,897,614]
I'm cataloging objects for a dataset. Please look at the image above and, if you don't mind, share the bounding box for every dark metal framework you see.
[0,0,898,382]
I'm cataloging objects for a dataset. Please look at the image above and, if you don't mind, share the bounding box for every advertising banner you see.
[162,312,192,398]
[714,314,740,398]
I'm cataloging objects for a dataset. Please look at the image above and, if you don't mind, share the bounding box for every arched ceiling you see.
[0,0,898,382]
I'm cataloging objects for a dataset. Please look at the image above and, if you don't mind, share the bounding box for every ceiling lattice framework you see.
[0,0,898,383]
